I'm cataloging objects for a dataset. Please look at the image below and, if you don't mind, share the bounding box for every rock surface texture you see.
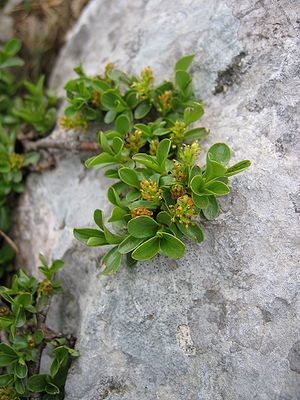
[15,0,300,399]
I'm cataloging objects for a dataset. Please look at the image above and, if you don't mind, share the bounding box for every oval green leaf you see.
[202,196,219,220]
[132,237,160,261]
[134,101,152,119]
[190,175,205,195]
[159,232,186,259]
[204,181,230,196]
[101,246,122,275]
[118,167,140,189]
[118,235,144,254]
[128,216,159,238]
[208,143,231,165]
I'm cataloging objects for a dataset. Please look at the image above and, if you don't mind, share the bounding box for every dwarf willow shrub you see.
[0,255,78,399]
[66,55,251,274]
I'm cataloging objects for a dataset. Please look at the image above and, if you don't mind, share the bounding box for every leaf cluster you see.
[0,38,57,135]
[71,55,251,274]
[0,256,78,399]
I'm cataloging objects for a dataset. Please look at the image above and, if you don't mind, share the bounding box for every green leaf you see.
[50,259,64,274]
[108,206,128,222]
[128,216,159,238]
[126,189,141,202]
[112,137,123,154]
[46,383,60,395]
[184,127,208,141]
[51,347,69,377]
[208,143,231,165]
[101,246,122,275]
[73,228,106,245]
[107,186,126,209]
[0,374,14,387]
[15,378,26,395]
[15,307,26,327]
[226,160,251,176]
[132,154,162,173]
[118,167,140,189]
[204,154,227,182]
[134,101,152,119]
[183,102,204,125]
[189,165,202,183]
[202,196,219,220]
[190,175,205,195]
[103,225,125,245]
[115,114,130,134]
[86,237,108,246]
[118,235,144,254]
[15,293,32,308]
[0,344,18,366]
[105,168,120,179]
[192,193,209,209]
[14,361,28,379]
[0,57,24,69]
[28,374,48,392]
[101,90,124,110]
[104,109,117,124]
[156,211,171,226]
[175,54,194,72]
[0,354,17,367]
[204,181,230,196]
[132,237,160,261]
[4,38,21,56]
[98,131,113,154]
[177,223,204,243]
[85,152,116,169]
[156,138,171,166]
[94,209,104,230]
[175,70,191,92]
[0,343,18,356]
[159,232,186,259]
[128,199,157,210]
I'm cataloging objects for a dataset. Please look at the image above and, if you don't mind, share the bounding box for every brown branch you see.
[0,229,20,254]
[29,152,56,172]
[23,137,99,152]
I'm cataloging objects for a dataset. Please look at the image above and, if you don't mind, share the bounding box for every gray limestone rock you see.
[14,0,300,399]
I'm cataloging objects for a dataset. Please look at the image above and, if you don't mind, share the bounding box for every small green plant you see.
[0,255,78,399]
[68,55,251,274]
[0,37,58,280]
[0,38,57,135]
[13,76,58,135]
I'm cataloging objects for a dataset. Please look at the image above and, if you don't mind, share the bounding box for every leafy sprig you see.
[0,256,78,399]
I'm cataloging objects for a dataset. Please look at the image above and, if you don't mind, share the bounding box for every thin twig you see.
[0,230,20,254]
[28,297,52,377]
[23,137,99,152]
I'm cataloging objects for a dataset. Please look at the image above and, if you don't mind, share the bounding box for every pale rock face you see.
[14,0,300,399]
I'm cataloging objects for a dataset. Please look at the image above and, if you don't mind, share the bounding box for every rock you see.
[14,0,300,399]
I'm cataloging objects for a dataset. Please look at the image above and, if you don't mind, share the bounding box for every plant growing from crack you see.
[69,55,251,274]
[0,38,59,279]
[0,255,78,399]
